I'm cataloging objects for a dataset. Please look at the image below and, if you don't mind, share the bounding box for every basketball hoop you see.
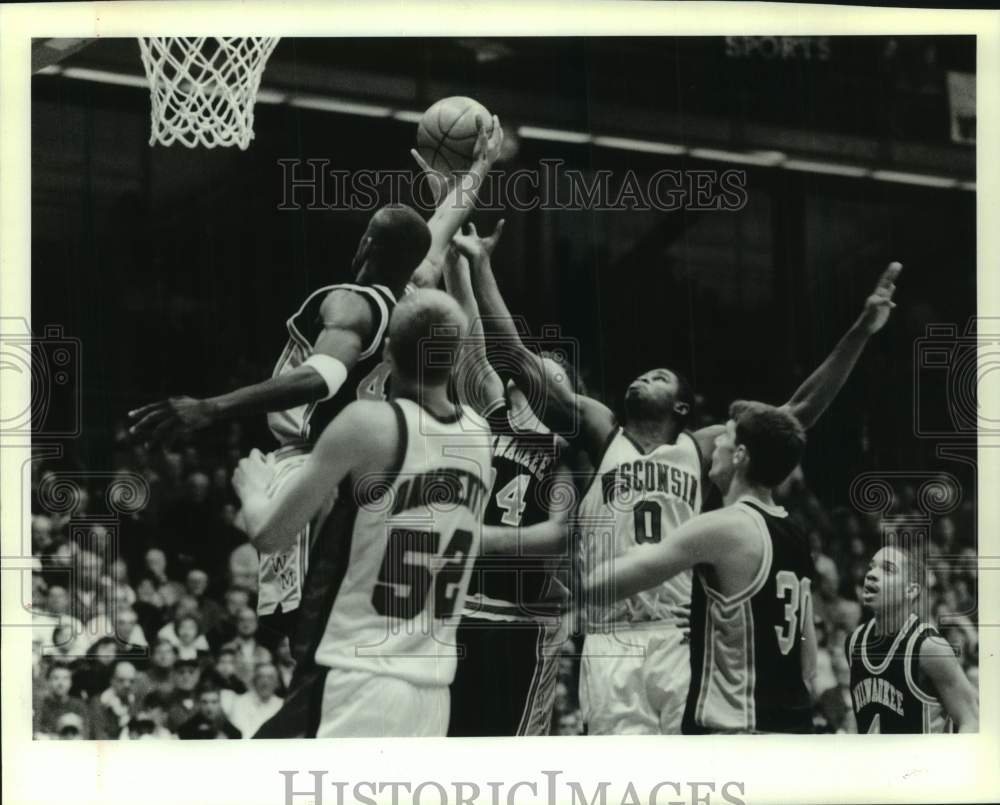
[137,37,280,150]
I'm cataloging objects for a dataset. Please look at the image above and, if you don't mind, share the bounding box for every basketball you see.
[416,96,493,174]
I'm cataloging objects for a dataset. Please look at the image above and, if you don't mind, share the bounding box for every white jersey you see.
[578,428,703,627]
[312,398,494,686]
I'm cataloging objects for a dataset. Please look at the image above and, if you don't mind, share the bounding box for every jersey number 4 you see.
[494,474,530,526]
[370,527,473,620]
[774,570,812,656]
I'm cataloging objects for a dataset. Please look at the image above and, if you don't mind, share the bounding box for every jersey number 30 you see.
[370,527,473,620]
[774,570,812,656]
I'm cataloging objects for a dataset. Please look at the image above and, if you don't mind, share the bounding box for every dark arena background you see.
[29,36,978,738]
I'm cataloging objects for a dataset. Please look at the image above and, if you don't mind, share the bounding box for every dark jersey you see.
[462,402,563,621]
[683,498,816,734]
[847,614,953,734]
[267,282,396,446]
[257,282,396,619]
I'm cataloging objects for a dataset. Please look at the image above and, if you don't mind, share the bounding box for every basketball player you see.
[129,115,505,645]
[232,289,494,737]
[469,255,901,733]
[847,544,978,733]
[443,222,573,736]
[585,401,819,733]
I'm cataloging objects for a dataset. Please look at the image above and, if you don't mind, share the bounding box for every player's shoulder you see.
[917,629,957,661]
[322,400,402,467]
[318,286,378,328]
[328,399,399,442]
[685,506,747,541]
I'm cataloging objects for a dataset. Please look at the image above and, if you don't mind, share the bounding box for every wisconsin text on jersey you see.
[600,460,699,509]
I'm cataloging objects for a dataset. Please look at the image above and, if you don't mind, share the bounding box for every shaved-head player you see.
[129,117,504,648]
[234,289,494,737]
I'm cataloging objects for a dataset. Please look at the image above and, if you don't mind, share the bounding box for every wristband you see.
[303,354,348,401]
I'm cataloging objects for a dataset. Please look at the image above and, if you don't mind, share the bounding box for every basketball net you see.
[138,37,280,150]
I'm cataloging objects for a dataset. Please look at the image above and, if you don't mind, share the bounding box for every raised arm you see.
[409,116,504,290]
[782,261,901,428]
[128,288,374,445]
[445,222,506,417]
[690,262,902,466]
[467,244,617,466]
[232,401,396,553]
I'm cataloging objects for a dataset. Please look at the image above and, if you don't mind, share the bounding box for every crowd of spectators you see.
[30,421,289,740]
[30,398,978,739]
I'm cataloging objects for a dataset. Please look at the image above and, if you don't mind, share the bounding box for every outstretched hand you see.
[452,220,506,265]
[128,396,215,446]
[858,261,902,335]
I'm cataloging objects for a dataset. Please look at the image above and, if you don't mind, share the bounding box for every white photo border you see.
[2,3,998,804]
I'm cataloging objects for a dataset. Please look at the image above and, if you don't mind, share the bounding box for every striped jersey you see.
[682,499,815,734]
[462,401,564,623]
[300,399,493,686]
[257,282,396,616]
[266,282,396,446]
[577,428,702,627]
[847,614,954,734]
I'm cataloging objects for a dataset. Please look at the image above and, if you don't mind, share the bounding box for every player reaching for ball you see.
[416,96,497,177]
[469,257,903,733]
[584,400,820,734]
[443,222,575,736]
[128,107,505,650]
[233,290,495,738]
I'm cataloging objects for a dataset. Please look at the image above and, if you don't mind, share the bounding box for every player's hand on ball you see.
[127,396,215,446]
[859,261,902,335]
[472,114,504,168]
[452,219,505,264]
[410,147,453,207]
[232,448,275,504]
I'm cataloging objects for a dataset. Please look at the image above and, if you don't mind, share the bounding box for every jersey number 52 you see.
[774,570,812,656]
[370,527,473,620]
